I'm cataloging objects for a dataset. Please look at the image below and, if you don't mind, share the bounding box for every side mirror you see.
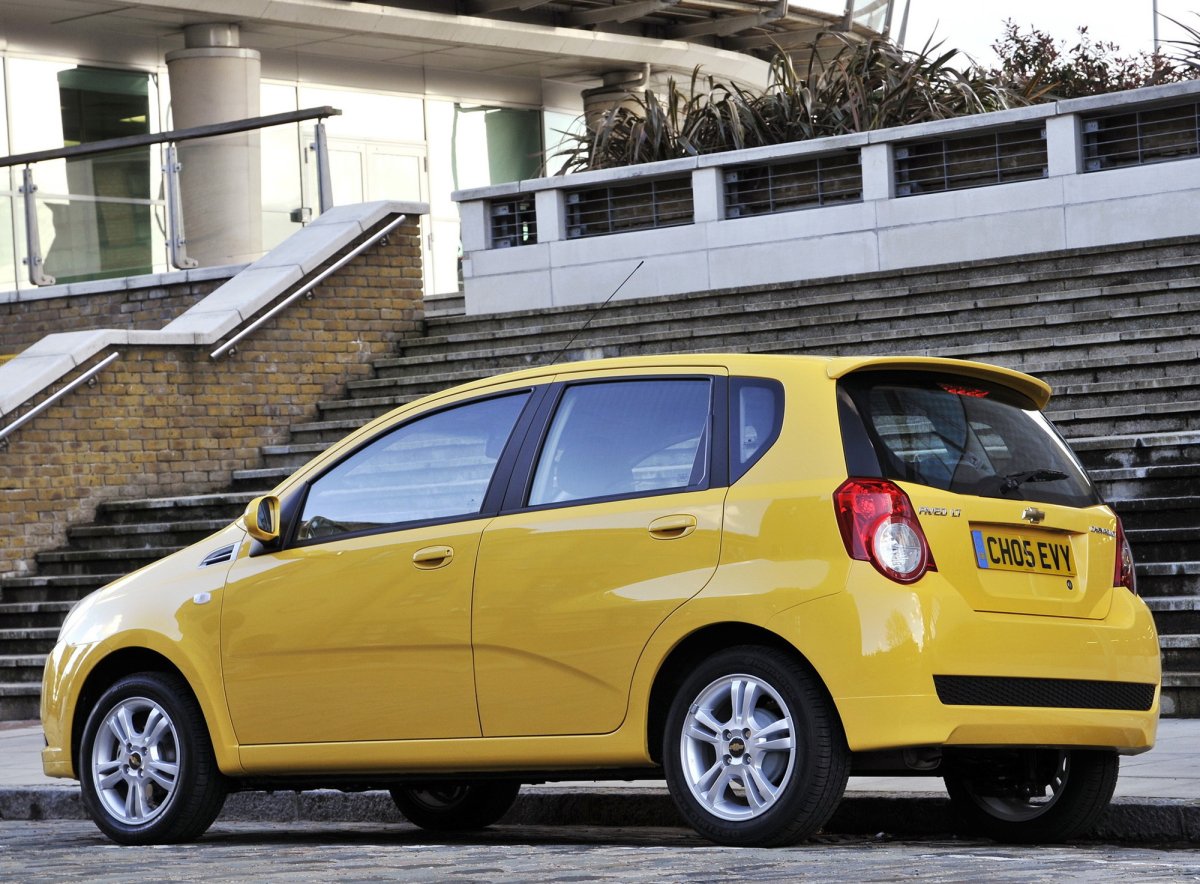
[243,495,281,543]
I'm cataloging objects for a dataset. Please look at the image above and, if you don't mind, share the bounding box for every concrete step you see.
[0,655,47,684]
[1137,562,1200,598]
[33,547,179,578]
[95,492,255,526]
[1161,672,1200,717]
[1110,496,1200,531]
[316,392,425,424]
[0,628,59,656]
[398,300,1200,381]
[1123,526,1200,565]
[1146,596,1200,635]
[0,602,74,630]
[1161,635,1200,671]
[1094,463,1200,501]
[260,441,335,471]
[1071,431,1200,471]
[287,417,373,445]
[65,519,231,552]
[1049,399,1200,438]
[0,683,40,721]
[419,251,1200,349]
[0,574,116,604]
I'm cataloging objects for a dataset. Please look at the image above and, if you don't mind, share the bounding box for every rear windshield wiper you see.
[1000,469,1070,494]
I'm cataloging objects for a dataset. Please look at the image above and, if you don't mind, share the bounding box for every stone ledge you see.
[1,786,1196,843]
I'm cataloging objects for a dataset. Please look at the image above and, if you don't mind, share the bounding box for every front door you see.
[220,390,531,745]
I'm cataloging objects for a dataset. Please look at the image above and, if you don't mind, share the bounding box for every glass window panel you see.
[260,82,302,250]
[298,86,424,142]
[529,380,711,506]
[297,392,530,542]
[543,110,584,178]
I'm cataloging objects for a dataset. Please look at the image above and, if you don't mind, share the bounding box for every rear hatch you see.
[837,365,1119,620]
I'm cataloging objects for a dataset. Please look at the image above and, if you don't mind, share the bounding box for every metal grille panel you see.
[895,127,1048,196]
[1083,101,1200,171]
[724,151,863,217]
[490,197,538,248]
[934,675,1156,711]
[566,175,694,239]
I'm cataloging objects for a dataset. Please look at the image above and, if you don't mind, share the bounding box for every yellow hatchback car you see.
[41,354,1160,847]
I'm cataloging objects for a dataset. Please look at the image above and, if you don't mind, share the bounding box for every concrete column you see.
[1046,114,1082,177]
[166,24,262,266]
[691,167,724,223]
[535,189,566,243]
[860,143,894,202]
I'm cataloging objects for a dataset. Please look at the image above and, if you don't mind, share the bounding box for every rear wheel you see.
[662,645,849,846]
[943,749,1118,843]
[78,672,227,845]
[389,781,521,831]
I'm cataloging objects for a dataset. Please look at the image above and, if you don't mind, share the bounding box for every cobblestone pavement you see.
[3,822,1199,883]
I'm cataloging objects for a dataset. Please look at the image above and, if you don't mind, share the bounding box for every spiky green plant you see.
[560,32,1036,172]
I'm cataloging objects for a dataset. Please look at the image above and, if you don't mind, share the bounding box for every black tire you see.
[661,645,849,847]
[943,749,1119,843]
[78,671,227,845]
[389,781,521,831]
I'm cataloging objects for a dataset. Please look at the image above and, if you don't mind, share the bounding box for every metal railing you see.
[566,175,694,238]
[725,150,863,217]
[0,352,119,447]
[1082,101,1200,170]
[894,126,1049,196]
[210,214,409,359]
[0,106,342,287]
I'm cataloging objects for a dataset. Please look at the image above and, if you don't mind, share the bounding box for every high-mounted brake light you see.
[937,382,989,398]
[834,478,936,584]
[1114,516,1138,595]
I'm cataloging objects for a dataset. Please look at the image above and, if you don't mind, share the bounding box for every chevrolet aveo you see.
[41,354,1160,847]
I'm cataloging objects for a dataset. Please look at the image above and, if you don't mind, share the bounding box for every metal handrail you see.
[0,352,120,444]
[0,106,341,169]
[210,214,409,360]
[3,106,343,285]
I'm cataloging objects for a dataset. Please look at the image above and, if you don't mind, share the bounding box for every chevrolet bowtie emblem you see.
[1021,507,1046,524]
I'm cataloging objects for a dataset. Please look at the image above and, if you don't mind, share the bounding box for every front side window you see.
[841,373,1100,508]
[296,392,530,542]
[529,379,711,506]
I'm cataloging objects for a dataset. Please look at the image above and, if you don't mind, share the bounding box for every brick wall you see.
[0,278,231,354]
[0,220,424,574]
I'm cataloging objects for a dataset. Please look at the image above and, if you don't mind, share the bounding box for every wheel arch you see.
[67,643,242,779]
[644,621,844,765]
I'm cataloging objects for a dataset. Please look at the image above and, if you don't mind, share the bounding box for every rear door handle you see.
[648,514,698,540]
[412,546,454,569]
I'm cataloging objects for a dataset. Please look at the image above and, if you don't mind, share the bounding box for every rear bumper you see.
[769,564,1161,754]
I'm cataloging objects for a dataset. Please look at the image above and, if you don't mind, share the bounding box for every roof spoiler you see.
[824,356,1052,410]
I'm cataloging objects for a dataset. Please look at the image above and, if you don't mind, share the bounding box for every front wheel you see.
[662,645,849,847]
[78,672,227,844]
[389,781,521,831]
[943,748,1119,843]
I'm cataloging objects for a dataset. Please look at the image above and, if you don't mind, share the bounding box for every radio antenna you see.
[548,260,644,366]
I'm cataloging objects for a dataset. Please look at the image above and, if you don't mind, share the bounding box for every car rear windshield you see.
[839,372,1101,508]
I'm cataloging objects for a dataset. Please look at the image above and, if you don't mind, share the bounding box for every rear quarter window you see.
[839,372,1101,508]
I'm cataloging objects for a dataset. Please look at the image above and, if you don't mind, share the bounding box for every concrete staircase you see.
[2,236,1198,719]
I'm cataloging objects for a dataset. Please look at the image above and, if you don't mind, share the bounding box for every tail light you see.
[1114,517,1138,595]
[834,478,935,584]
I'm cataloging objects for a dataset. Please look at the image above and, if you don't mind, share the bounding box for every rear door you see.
[840,371,1117,619]
[472,370,728,736]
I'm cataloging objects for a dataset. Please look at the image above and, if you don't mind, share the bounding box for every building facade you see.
[0,0,896,297]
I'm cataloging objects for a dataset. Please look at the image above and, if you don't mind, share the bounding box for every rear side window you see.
[529,379,711,506]
[840,373,1100,508]
[731,378,783,482]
